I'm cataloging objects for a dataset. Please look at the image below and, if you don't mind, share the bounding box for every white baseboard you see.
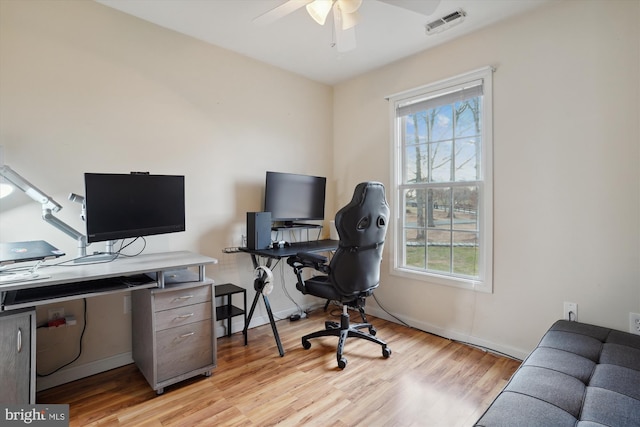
[36,352,134,392]
[365,305,529,360]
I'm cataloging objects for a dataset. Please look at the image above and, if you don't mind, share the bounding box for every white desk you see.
[0,251,218,402]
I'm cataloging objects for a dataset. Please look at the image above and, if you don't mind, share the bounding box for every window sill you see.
[390,266,492,293]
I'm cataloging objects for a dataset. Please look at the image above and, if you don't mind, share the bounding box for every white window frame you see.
[388,67,494,293]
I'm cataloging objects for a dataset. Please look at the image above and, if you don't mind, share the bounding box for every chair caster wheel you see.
[369,327,377,336]
[382,347,391,358]
[302,339,311,350]
[338,357,347,369]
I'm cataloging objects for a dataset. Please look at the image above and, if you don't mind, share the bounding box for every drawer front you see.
[154,285,211,312]
[156,321,213,382]
[155,302,211,331]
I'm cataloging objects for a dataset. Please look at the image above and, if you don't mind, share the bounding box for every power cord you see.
[278,261,306,318]
[37,298,88,377]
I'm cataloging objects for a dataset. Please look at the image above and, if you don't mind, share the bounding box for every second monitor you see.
[264,171,326,227]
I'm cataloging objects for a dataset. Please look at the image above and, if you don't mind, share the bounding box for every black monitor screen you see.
[84,173,185,243]
[264,171,326,222]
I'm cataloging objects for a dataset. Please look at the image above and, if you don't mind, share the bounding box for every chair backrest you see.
[329,182,390,298]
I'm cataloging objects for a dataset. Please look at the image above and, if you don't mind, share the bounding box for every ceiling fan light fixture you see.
[337,0,362,14]
[306,0,334,25]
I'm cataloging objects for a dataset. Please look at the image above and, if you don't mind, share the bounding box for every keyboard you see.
[3,275,155,305]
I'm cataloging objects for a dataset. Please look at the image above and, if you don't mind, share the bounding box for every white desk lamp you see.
[0,164,90,259]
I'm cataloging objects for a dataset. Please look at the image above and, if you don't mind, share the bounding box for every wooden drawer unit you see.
[132,279,216,394]
[155,302,211,331]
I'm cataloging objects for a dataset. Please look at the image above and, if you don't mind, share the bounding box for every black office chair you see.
[287,181,391,369]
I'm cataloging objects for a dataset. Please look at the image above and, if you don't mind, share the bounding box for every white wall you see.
[334,0,640,358]
[0,0,333,388]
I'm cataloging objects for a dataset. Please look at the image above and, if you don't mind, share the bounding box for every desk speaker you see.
[247,212,271,250]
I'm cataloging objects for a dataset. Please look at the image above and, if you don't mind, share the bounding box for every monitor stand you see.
[74,240,118,264]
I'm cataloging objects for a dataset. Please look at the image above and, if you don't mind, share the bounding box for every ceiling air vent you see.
[425,9,467,35]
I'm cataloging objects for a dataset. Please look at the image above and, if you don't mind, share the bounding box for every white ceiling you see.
[95,0,548,85]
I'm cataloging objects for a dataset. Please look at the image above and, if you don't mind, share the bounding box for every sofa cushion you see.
[537,330,603,361]
[590,364,640,401]
[580,387,640,427]
[548,320,611,341]
[473,392,578,427]
[524,346,595,383]
[503,366,586,417]
[600,343,640,371]
[606,329,640,350]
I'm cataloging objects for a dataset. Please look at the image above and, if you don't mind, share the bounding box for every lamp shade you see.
[0,182,13,198]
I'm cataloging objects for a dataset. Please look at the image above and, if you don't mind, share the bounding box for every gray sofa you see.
[475,320,640,427]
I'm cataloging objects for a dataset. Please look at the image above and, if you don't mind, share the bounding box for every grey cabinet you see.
[0,308,35,404]
[132,280,216,394]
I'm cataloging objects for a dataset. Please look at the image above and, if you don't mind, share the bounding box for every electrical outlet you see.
[48,307,65,322]
[563,302,578,321]
[629,312,640,335]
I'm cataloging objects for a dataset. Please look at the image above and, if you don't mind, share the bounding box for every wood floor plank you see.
[37,311,521,426]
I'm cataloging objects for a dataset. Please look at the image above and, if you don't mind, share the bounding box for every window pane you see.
[427,230,451,273]
[454,99,481,138]
[452,186,479,232]
[430,187,451,229]
[405,229,425,269]
[430,141,452,182]
[454,137,479,182]
[429,105,453,142]
[452,231,479,276]
[404,143,429,183]
[403,189,420,227]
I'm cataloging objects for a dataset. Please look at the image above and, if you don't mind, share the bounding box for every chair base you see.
[302,305,391,369]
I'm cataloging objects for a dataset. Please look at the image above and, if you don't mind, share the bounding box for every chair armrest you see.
[287,251,330,296]
[297,252,328,265]
[287,251,330,275]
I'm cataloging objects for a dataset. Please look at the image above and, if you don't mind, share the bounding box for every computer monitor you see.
[84,173,185,243]
[264,171,326,226]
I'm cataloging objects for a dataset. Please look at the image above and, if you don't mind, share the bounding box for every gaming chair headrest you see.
[335,182,389,248]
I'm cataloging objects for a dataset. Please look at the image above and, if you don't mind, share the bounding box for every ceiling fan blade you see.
[253,0,313,25]
[378,0,441,16]
[333,6,356,52]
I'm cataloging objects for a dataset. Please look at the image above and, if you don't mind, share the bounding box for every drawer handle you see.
[173,295,194,301]
[179,332,195,339]
[17,328,22,353]
[176,313,195,319]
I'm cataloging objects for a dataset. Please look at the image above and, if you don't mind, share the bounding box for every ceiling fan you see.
[253,0,442,52]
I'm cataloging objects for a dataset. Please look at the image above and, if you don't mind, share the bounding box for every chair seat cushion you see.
[297,275,341,301]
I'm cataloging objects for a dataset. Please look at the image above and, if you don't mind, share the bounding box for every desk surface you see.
[239,239,338,259]
[0,251,218,310]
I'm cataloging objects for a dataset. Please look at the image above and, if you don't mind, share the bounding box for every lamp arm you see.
[42,209,87,258]
[0,165,62,212]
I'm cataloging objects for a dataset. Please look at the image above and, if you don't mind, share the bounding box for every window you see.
[389,67,493,292]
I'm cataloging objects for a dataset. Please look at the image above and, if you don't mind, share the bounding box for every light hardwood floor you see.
[38,309,521,426]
